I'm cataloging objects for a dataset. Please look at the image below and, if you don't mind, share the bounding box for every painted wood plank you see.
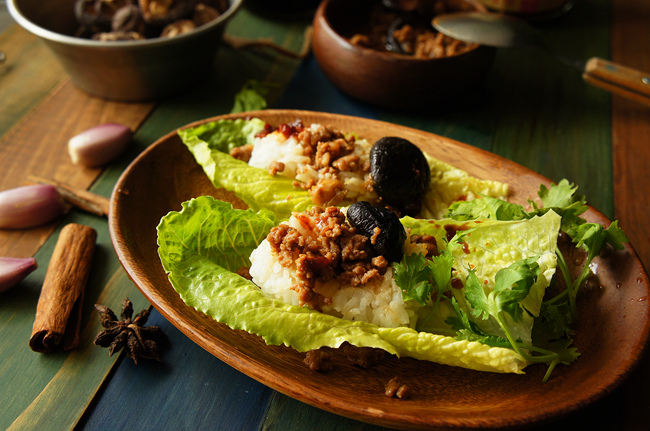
[77,307,275,430]
[262,392,400,431]
[611,0,650,270]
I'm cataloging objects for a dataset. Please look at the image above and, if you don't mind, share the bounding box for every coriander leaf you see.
[534,302,574,340]
[537,179,585,209]
[545,338,581,365]
[445,296,475,331]
[528,180,589,238]
[427,248,455,295]
[605,220,629,249]
[575,220,628,259]
[493,256,540,322]
[394,253,433,305]
[530,335,580,366]
[446,195,527,221]
[464,257,540,323]
[548,202,589,238]
[565,220,629,317]
[454,329,512,349]
[445,297,489,340]
[464,270,493,320]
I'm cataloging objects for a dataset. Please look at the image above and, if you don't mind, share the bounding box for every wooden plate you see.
[109,110,650,430]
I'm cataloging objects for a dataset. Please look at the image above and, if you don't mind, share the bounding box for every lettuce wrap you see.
[178,118,509,220]
[158,197,567,374]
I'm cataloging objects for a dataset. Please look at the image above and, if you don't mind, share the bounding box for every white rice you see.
[248,129,310,178]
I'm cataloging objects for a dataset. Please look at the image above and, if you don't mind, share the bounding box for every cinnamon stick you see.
[29,223,97,353]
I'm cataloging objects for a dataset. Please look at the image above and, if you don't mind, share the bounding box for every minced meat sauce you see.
[230,120,374,207]
[348,1,478,59]
[267,206,387,309]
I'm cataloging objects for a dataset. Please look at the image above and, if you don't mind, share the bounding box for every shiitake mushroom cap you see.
[347,201,406,263]
[370,136,430,216]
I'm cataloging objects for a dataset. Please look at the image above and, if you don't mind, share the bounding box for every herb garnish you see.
[396,179,628,381]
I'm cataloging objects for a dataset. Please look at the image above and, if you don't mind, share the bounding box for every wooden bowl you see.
[109,110,650,430]
[311,0,496,110]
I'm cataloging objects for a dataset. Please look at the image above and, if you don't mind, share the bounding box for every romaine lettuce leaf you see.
[157,196,526,374]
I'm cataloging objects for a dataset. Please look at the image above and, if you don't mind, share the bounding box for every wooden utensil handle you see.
[583,57,650,106]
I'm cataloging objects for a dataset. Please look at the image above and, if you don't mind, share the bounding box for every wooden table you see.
[1,0,649,429]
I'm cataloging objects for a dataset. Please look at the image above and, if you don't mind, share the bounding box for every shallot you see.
[68,123,132,168]
[0,184,65,229]
[0,257,37,292]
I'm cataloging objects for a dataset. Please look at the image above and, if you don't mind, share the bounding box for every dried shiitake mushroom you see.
[74,0,228,40]
[161,19,195,37]
[138,0,197,26]
[111,4,146,33]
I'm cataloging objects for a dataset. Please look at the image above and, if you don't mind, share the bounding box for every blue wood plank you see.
[78,308,274,431]
[275,54,382,120]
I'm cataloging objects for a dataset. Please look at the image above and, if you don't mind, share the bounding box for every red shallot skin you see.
[0,184,65,229]
[68,123,133,168]
[0,257,37,292]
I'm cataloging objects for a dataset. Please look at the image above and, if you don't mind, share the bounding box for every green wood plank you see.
[77,307,275,430]
[489,1,613,217]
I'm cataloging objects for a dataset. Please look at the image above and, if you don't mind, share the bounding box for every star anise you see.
[93,297,166,364]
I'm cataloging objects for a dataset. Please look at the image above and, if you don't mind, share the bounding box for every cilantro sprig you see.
[464,258,579,382]
[395,248,455,306]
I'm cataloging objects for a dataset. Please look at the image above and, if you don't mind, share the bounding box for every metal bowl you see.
[7,0,243,101]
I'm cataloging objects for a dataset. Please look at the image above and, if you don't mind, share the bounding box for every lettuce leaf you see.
[179,118,266,153]
[157,196,527,374]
